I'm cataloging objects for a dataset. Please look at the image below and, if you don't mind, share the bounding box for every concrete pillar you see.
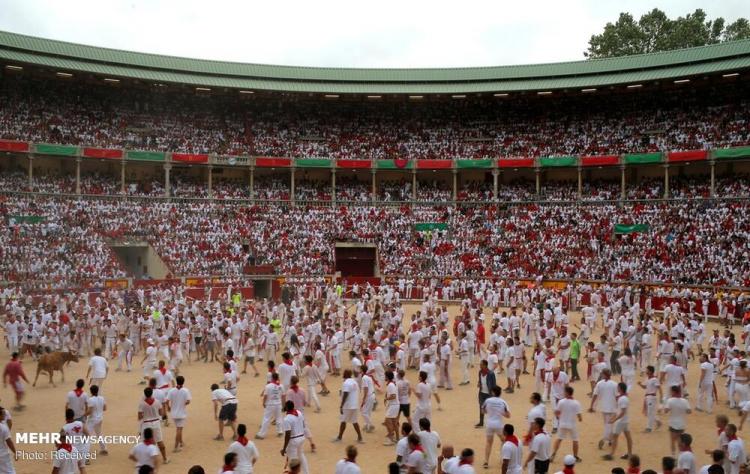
[331,169,336,204]
[452,169,458,202]
[577,166,582,200]
[291,168,296,203]
[207,166,213,198]
[710,159,716,197]
[492,169,499,201]
[371,169,377,201]
[620,165,626,200]
[164,163,171,198]
[412,169,417,201]
[28,155,33,189]
[249,166,255,201]
[75,158,81,195]
[121,160,126,195]
[663,164,669,199]
[535,168,541,196]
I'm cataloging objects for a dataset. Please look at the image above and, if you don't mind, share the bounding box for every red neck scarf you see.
[290,384,299,393]
[159,367,167,375]
[505,435,519,446]
[459,459,472,466]
[287,409,299,416]
[627,468,640,474]
[284,359,293,366]
[236,436,248,446]
[144,439,154,446]
[412,445,424,454]
[272,380,280,385]
[563,468,575,474]
[221,464,234,472]
[480,368,489,376]
[144,397,155,406]
[268,368,275,374]
[73,388,83,397]
[59,443,73,452]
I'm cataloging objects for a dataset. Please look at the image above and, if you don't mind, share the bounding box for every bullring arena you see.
[0,29,749,474]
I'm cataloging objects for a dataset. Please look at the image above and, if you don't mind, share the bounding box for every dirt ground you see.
[4,303,738,473]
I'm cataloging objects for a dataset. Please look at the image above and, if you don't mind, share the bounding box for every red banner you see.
[498,158,534,168]
[416,159,452,170]
[255,157,292,168]
[172,153,209,164]
[668,150,708,162]
[581,155,619,167]
[336,159,372,169]
[83,147,123,160]
[0,140,30,153]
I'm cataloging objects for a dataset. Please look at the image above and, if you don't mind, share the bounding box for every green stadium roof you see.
[1,30,749,94]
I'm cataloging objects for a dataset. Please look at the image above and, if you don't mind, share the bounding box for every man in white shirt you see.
[334,444,362,474]
[501,424,523,474]
[166,375,191,452]
[588,368,617,452]
[551,386,581,463]
[334,369,363,443]
[0,410,15,474]
[417,418,441,474]
[677,432,697,474]
[85,384,107,456]
[544,367,569,433]
[211,383,239,441]
[65,379,89,422]
[116,333,134,372]
[697,354,715,413]
[726,423,746,474]
[227,423,260,474]
[603,382,632,462]
[52,439,87,474]
[664,385,692,455]
[523,417,551,474]
[660,356,686,401]
[86,348,108,389]
[482,385,511,469]
[281,400,309,474]
[128,427,159,473]
[138,387,168,465]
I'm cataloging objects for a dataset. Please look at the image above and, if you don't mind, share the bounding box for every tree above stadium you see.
[586,8,750,59]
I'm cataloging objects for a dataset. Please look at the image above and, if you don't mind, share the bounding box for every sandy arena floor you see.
[4,303,738,473]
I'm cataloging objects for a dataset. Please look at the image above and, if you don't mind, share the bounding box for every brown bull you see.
[33,351,79,387]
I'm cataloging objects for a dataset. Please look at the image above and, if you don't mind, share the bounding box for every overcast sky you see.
[1,0,748,68]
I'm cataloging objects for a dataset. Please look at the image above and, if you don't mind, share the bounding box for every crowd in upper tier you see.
[0,75,749,159]
[2,176,749,289]
[2,170,750,201]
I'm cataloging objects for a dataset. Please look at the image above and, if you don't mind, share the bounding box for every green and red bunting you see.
[498,158,534,168]
[336,159,371,169]
[0,140,30,153]
[667,150,707,163]
[416,159,452,170]
[581,155,619,167]
[172,153,209,164]
[83,148,123,160]
[255,157,291,167]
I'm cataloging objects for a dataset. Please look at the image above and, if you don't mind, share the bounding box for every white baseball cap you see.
[563,454,576,466]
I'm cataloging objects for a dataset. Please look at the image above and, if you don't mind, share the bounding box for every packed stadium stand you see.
[0,31,749,290]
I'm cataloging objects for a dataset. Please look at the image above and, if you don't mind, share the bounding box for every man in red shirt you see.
[3,353,29,410]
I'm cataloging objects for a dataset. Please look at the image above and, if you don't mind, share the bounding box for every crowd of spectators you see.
[3,169,749,203]
[1,75,749,160]
[2,183,749,289]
